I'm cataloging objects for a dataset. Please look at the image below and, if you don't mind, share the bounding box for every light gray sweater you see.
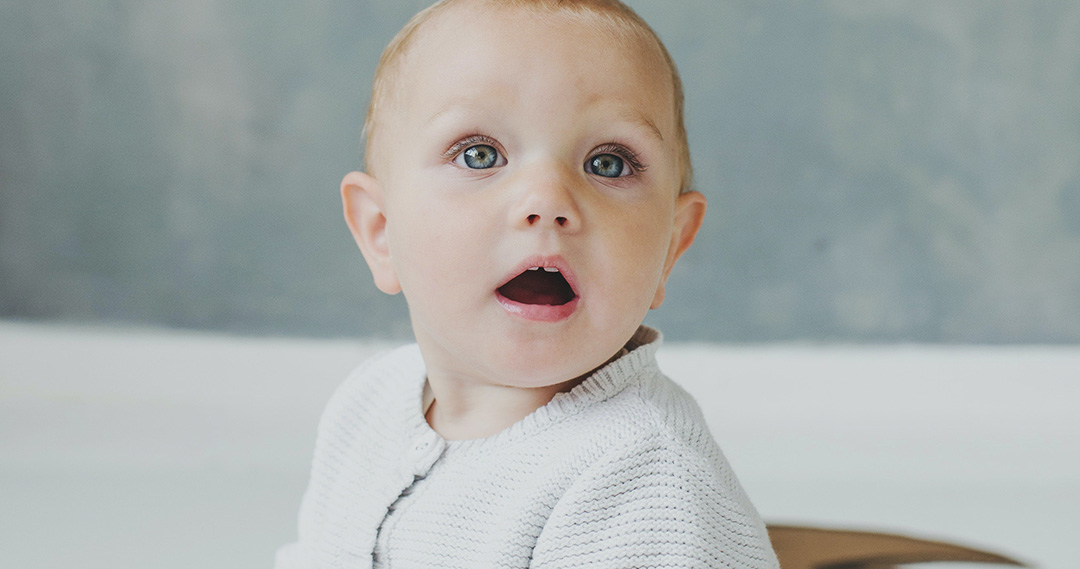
[275,326,779,568]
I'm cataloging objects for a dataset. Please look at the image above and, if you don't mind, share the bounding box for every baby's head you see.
[363,0,693,195]
[343,0,706,388]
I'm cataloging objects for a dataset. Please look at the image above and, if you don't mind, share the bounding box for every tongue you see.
[498,270,575,305]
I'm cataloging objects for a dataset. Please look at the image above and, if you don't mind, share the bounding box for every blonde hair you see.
[363,0,693,194]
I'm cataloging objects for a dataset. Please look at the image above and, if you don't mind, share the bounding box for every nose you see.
[510,165,582,233]
[525,213,569,227]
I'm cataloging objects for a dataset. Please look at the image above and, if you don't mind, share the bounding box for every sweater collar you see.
[399,325,663,452]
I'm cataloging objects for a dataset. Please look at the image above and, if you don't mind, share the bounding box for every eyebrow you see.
[425,99,666,143]
[425,100,485,126]
[626,111,664,143]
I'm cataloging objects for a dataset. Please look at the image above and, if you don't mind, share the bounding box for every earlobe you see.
[651,191,707,309]
[341,171,401,295]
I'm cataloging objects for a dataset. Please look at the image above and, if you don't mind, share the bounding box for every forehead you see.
[391,3,675,133]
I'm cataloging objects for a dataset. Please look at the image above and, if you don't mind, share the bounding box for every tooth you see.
[542,267,560,273]
[527,267,540,271]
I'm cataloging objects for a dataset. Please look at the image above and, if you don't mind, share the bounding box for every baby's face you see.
[366,4,703,388]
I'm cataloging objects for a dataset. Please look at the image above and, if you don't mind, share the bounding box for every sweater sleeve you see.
[529,430,779,569]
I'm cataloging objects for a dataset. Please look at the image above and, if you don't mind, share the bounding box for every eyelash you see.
[443,135,648,175]
[590,142,648,175]
[443,134,500,162]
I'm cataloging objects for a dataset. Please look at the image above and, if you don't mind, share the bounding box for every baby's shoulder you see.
[317,344,422,431]
[556,370,728,475]
[604,371,716,450]
[532,372,779,569]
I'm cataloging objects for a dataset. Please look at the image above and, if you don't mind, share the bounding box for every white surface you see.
[1,321,1077,568]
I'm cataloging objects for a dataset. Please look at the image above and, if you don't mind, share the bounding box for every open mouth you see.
[497,267,576,306]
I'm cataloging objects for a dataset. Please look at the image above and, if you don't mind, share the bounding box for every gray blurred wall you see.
[2,0,1078,342]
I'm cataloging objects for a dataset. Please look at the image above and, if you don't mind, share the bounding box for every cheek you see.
[617,202,673,261]
[386,193,489,300]
[595,207,673,300]
[389,213,447,286]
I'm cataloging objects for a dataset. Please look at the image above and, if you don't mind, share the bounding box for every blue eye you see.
[457,144,503,169]
[586,153,629,178]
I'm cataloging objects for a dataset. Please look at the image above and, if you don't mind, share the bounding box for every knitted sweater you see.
[275,326,779,569]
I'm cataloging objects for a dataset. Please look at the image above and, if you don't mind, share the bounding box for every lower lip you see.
[495,293,579,322]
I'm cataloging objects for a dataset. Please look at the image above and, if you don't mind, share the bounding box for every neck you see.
[422,348,628,441]
[423,375,584,440]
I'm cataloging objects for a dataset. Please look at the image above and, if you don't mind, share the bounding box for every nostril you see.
[527,214,540,224]
[556,216,568,226]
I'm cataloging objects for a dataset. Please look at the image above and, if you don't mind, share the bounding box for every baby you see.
[277,0,779,567]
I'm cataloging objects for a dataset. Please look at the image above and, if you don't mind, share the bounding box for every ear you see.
[651,190,707,309]
[341,171,401,295]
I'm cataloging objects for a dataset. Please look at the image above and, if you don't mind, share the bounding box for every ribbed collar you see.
[397,325,663,456]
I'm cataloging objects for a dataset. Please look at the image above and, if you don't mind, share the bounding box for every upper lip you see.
[497,254,580,298]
